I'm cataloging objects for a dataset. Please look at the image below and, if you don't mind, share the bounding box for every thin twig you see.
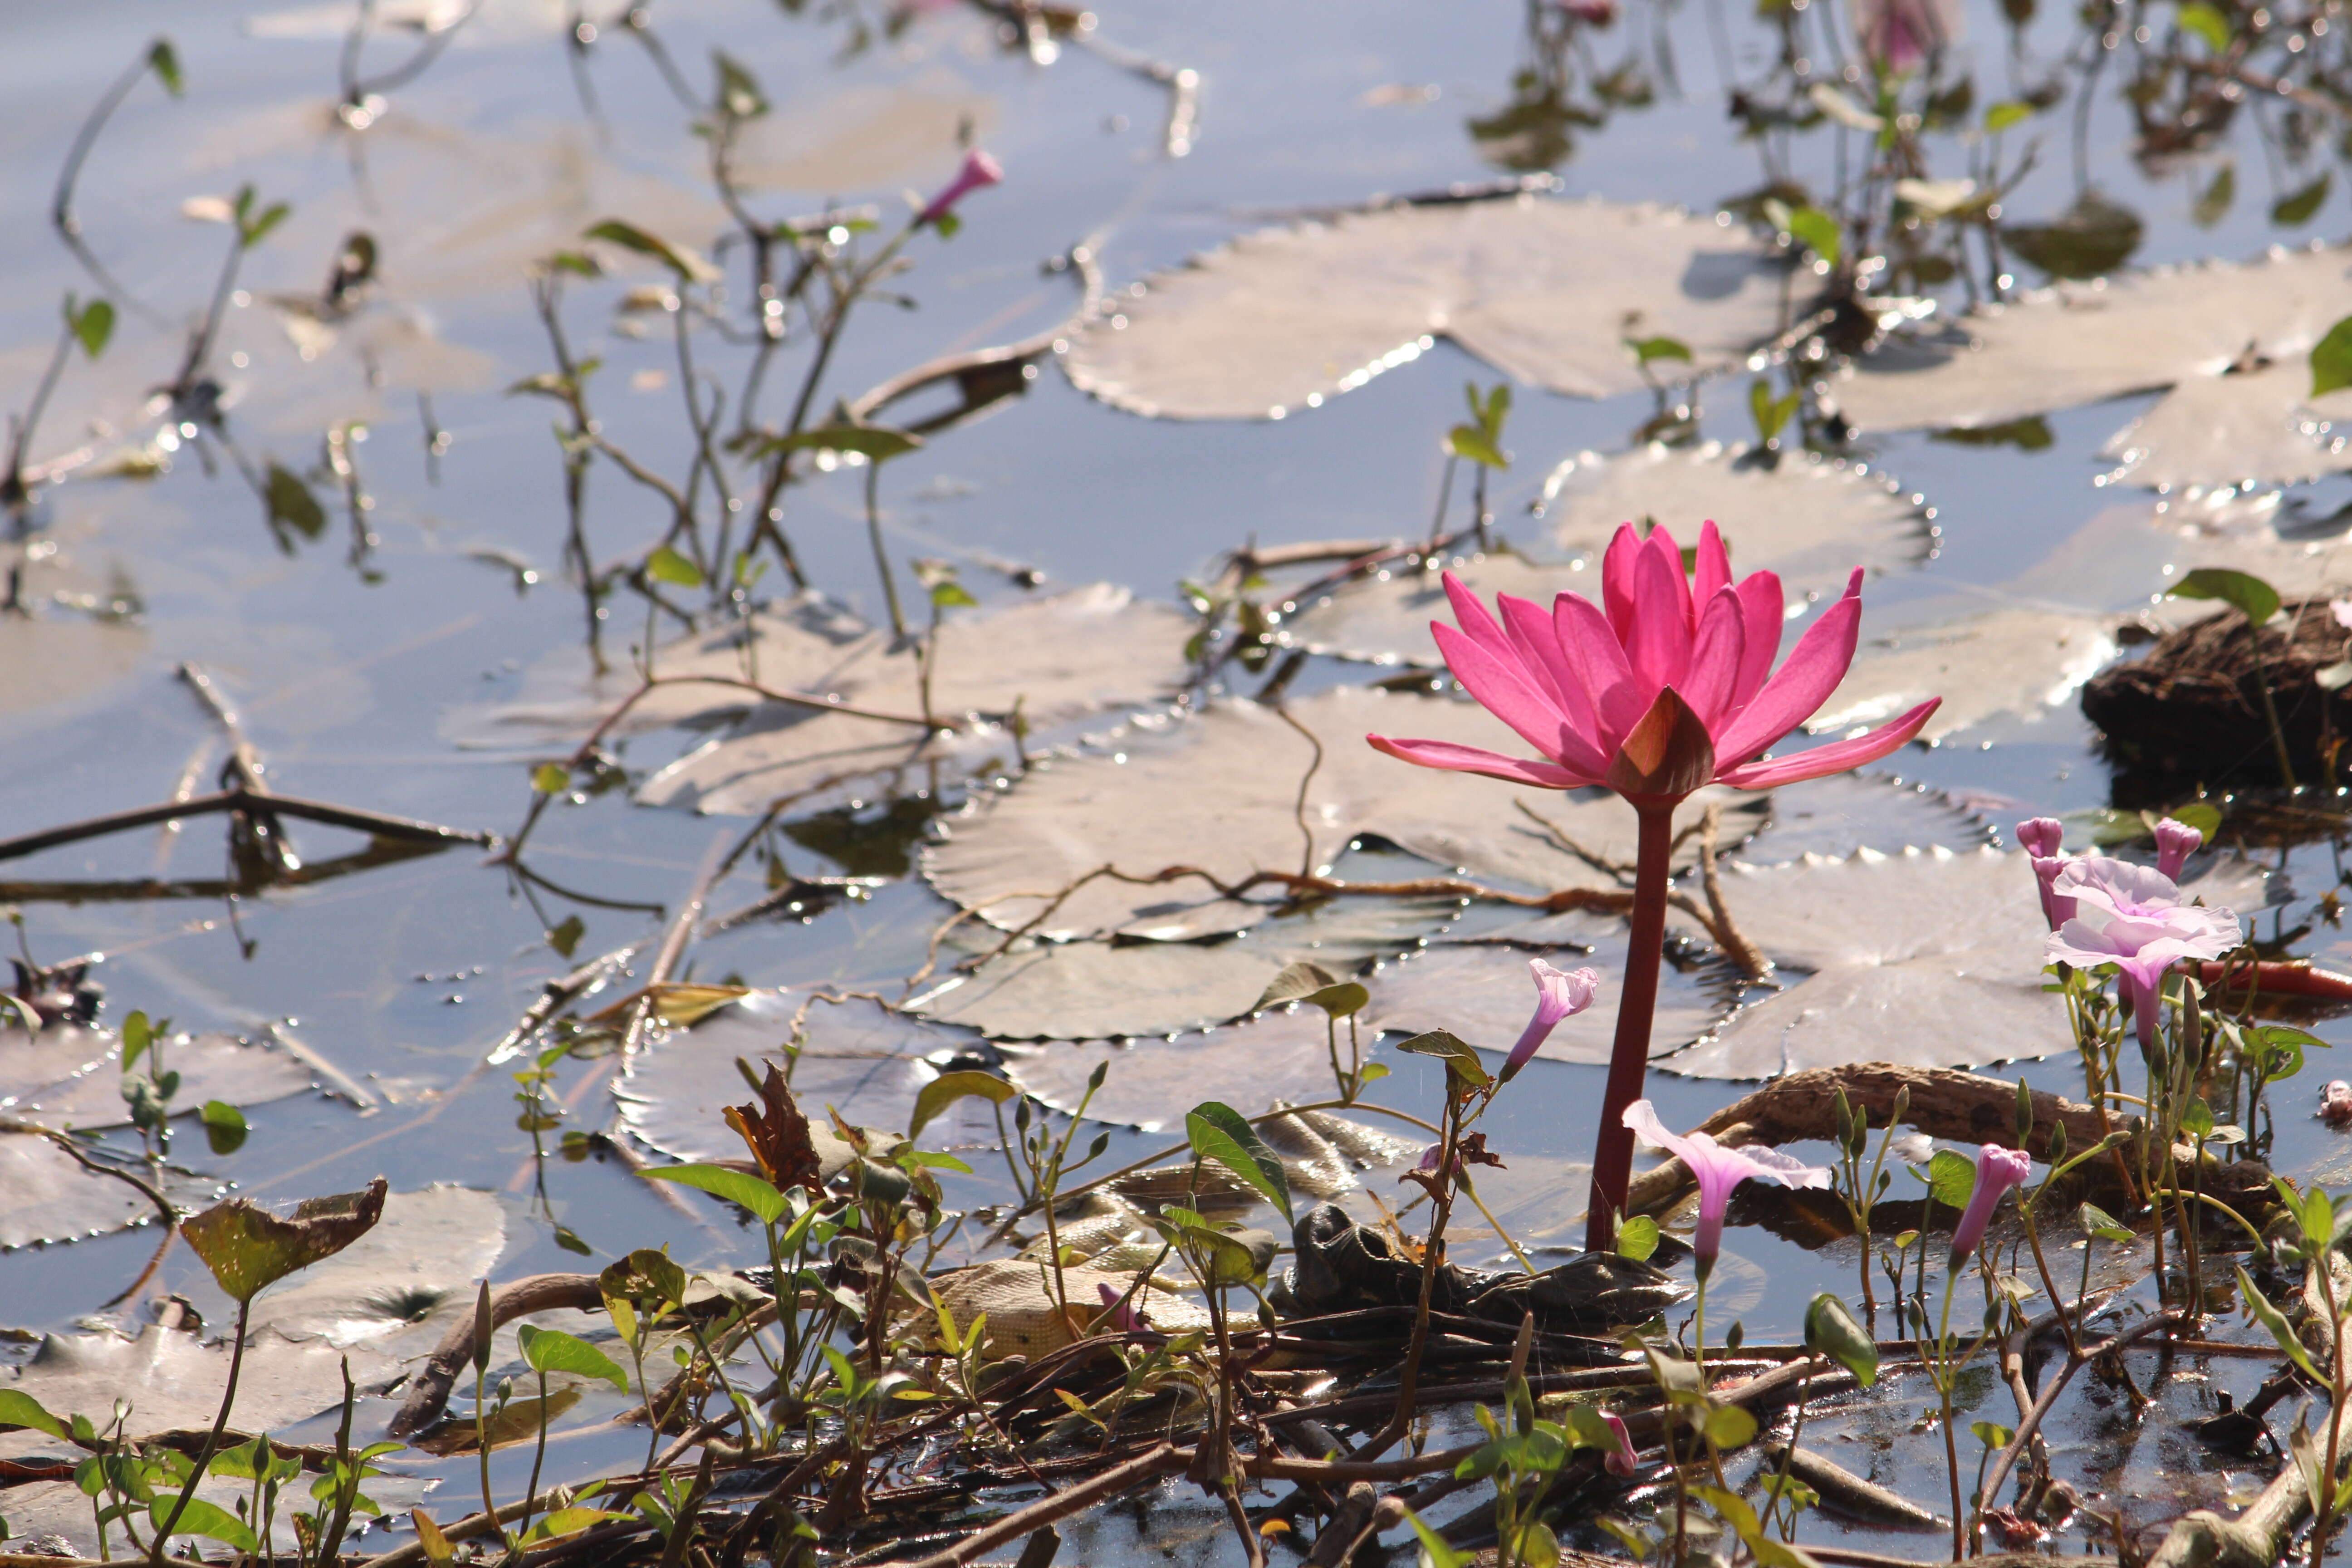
[0,788,491,864]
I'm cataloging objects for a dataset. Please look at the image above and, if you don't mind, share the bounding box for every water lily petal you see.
[1553,589,1645,745]
[1624,531,1694,694]
[1712,568,1867,765]
[1602,524,1642,645]
[1713,697,1938,789]
[1693,520,1733,611]
[1365,733,1598,789]
[1681,586,1748,728]
[1728,571,1785,711]
[1433,622,1608,775]
[1496,590,1605,745]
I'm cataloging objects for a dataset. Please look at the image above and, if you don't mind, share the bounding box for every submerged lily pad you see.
[616,992,995,1161]
[922,686,1766,941]
[1838,243,2352,487]
[914,895,1456,1041]
[1363,920,1729,1066]
[1659,847,2266,1079]
[1063,195,1789,420]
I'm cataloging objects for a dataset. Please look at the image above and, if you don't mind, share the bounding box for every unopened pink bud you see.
[2016,818,2064,859]
[2152,817,2204,881]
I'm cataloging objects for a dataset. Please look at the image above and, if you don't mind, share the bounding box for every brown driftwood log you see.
[387,1273,603,1437]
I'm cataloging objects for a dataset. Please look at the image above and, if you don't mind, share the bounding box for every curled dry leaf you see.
[725,1060,825,1191]
[1063,194,1789,420]
[182,1175,389,1303]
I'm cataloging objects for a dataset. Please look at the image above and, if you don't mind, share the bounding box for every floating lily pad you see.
[1541,444,1934,600]
[1004,1009,1401,1130]
[1837,244,2352,487]
[2047,496,2352,613]
[451,583,1189,818]
[248,1185,508,1356]
[0,1135,222,1251]
[1730,771,1992,864]
[1658,847,2267,1079]
[1284,555,1596,667]
[915,895,1457,1041]
[0,1326,396,1460]
[1362,922,1729,1066]
[1,1026,321,1129]
[923,686,1766,941]
[1808,602,2120,742]
[616,992,995,1161]
[1063,195,1790,420]
[637,585,1191,816]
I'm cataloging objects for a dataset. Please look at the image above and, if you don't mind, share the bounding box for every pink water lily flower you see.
[1622,1100,1829,1278]
[1366,524,1937,805]
[2045,857,2241,1049]
[1367,520,1936,1254]
[1499,958,1602,1083]
[916,149,1003,227]
[2152,817,2205,881]
[1949,1144,2034,1265]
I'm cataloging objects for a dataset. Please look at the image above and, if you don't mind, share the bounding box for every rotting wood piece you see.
[387,1272,603,1437]
[2082,593,2352,795]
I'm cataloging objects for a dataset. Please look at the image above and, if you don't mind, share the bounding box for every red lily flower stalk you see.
[1366,521,1940,1250]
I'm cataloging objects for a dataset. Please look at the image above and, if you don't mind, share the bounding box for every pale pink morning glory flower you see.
[2045,857,2241,1049]
[1622,1099,1829,1278]
[1499,958,1603,1083]
[2322,1080,2352,1126]
[2152,817,2204,881]
[1949,1144,2034,1264]
[916,149,1003,227]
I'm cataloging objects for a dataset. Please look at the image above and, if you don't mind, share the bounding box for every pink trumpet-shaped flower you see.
[2152,817,2205,881]
[2015,818,2064,859]
[1558,0,1619,23]
[2044,857,2241,1050]
[1365,523,1938,807]
[1096,1282,1143,1334]
[1499,959,1602,1083]
[1949,1144,2034,1265]
[1601,1411,1639,1476]
[916,149,1003,227]
[2322,1080,2352,1126]
[2016,817,2075,930]
[1622,1100,1829,1278]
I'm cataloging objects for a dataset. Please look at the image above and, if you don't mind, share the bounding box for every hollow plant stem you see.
[1584,799,1677,1254]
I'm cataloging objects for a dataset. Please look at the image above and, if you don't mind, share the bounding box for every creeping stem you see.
[1585,799,1677,1253]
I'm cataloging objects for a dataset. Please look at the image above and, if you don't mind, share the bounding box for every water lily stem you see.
[1585,799,1677,1254]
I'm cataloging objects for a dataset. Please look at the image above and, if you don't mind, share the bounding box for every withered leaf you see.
[723,1060,823,1193]
[182,1176,388,1304]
